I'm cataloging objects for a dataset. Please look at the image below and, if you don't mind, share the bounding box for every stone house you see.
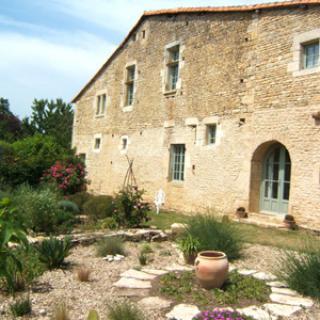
[72,0,320,229]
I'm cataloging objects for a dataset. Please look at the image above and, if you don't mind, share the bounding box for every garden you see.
[0,98,320,319]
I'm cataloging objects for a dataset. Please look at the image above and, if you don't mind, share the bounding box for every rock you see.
[269,293,314,307]
[166,304,200,320]
[113,278,152,289]
[113,256,123,261]
[120,269,157,280]
[237,269,257,276]
[39,309,47,316]
[171,223,187,236]
[266,281,288,288]
[138,296,172,310]
[237,305,277,320]
[252,272,277,281]
[263,303,301,317]
[229,264,236,272]
[115,254,125,259]
[141,268,168,276]
[271,287,300,296]
[164,264,193,272]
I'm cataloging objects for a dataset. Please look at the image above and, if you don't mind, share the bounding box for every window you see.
[302,41,319,69]
[121,137,128,150]
[142,30,146,39]
[170,144,185,181]
[96,94,106,116]
[125,65,136,106]
[206,124,217,145]
[166,45,180,91]
[94,138,101,150]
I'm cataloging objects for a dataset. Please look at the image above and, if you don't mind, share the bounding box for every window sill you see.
[123,105,133,112]
[292,65,320,77]
[169,180,184,187]
[163,89,177,96]
[95,114,105,119]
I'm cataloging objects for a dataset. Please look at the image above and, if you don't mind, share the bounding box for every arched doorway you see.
[250,141,291,215]
[260,144,291,214]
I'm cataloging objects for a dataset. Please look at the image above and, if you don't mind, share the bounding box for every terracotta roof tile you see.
[72,0,320,103]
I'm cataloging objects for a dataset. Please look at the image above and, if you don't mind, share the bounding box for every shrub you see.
[138,252,147,266]
[182,214,243,261]
[83,195,114,221]
[97,217,118,230]
[87,310,100,320]
[76,267,91,282]
[96,237,125,257]
[112,186,150,227]
[140,243,153,255]
[107,302,145,320]
[10,296,32,317]
[43,156,87,195]
[52,302,70,320]
[278,242,320,298]
[58,200,80,214]
[36,237,72,269]
[12,184,75,234]
[66,192,91,212]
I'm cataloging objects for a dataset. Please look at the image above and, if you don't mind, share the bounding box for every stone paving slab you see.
[266,281,288,288]
[113,277,152,289]
[237,269,257,276]
[252,272,277,281]
[138,296,172,310]
[166,304,200,320]
[271,287,300,296]
[270,293,314,307]
[164,264,193,272]
[120,269,157,280]
[263,303,302,317]
[141,268,168,276]
[237,306,277,320]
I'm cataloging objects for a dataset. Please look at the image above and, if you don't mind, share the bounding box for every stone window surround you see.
[122,61,138,113]
[119,135,130,154]
[202,116,221,147]
[93,89,108,118]
[289,29,320,77]
[163,41,183,95]
[93,133,102,153]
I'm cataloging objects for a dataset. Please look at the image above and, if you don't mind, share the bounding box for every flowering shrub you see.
[193,308,249,320]
[43,156,87,194]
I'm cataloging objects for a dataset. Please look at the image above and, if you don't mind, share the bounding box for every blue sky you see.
[0,0,274,118]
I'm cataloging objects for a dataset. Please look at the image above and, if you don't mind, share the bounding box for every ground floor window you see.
[170,144,185,181]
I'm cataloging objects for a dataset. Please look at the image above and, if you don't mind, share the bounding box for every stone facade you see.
[72,2,320,229]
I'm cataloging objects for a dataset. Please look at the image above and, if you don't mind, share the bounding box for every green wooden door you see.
[260,145,291,214]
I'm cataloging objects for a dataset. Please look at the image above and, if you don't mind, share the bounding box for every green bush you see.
[66,192,91,212]
[112,186,150,227]
[12,184,75,234]
[0,135,68,187]
[10,296,32,317]
[96,237,125,257]
[83,195,114,221]
[58,200,80,214]
[182,214,243,261]
[97,217,118,230]
[36,237,72,269]
[107,302,144,320]
[278,242,320,298]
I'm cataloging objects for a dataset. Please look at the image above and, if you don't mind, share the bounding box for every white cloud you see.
[0,29,115,117]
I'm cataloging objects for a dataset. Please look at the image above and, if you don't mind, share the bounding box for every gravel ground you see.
[0,242,319,320]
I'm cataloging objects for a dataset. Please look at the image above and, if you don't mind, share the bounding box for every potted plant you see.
[235,207,248,218]
[178,234,200,265]
[283,214,297,230]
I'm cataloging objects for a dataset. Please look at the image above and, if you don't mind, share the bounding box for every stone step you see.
[263,303,301,317]
[269,293,314,307]
[120,269,157,280]
[113,277,152,289]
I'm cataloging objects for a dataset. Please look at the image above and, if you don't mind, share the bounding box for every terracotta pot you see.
[195,251,229,289]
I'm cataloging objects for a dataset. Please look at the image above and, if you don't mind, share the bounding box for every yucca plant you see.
[10,296,32,317]
[36,237,72,269]
[107,302,144,320]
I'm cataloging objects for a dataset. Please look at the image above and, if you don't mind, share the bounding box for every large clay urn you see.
[195,251,229,289]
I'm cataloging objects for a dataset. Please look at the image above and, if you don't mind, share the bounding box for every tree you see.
[22,99,74,148]
[0,98,22,142]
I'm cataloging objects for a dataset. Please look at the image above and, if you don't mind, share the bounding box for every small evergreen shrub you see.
[138,252,147,266]
[278,242,320,298]
[96,237,125,257]
[87,310,100,320]
[10,296,32,317]
[107,302,145,320]
[58,200,80,214]
[83,195,114,221]
[66,192,91,212]
[112,186,150,227]
[36,237,72,269]
[97,217,118,230]
[182,214,243,261]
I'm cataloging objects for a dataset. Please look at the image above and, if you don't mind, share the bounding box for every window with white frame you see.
[125,65,136,106]
[94,137,101,150]
[166,45,180,91]
[206,124,217,145]
[96,94,106,116]
[170,144,185,181]
[302,40,319,69]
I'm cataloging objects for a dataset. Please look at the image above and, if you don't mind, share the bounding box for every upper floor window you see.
[170,144,185,181]
[125,65,136,106]
[96,94,106,116]
[206,124,217,145]
[94,137,101,151]
[302,41,319,69]
[166,45,180,91]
